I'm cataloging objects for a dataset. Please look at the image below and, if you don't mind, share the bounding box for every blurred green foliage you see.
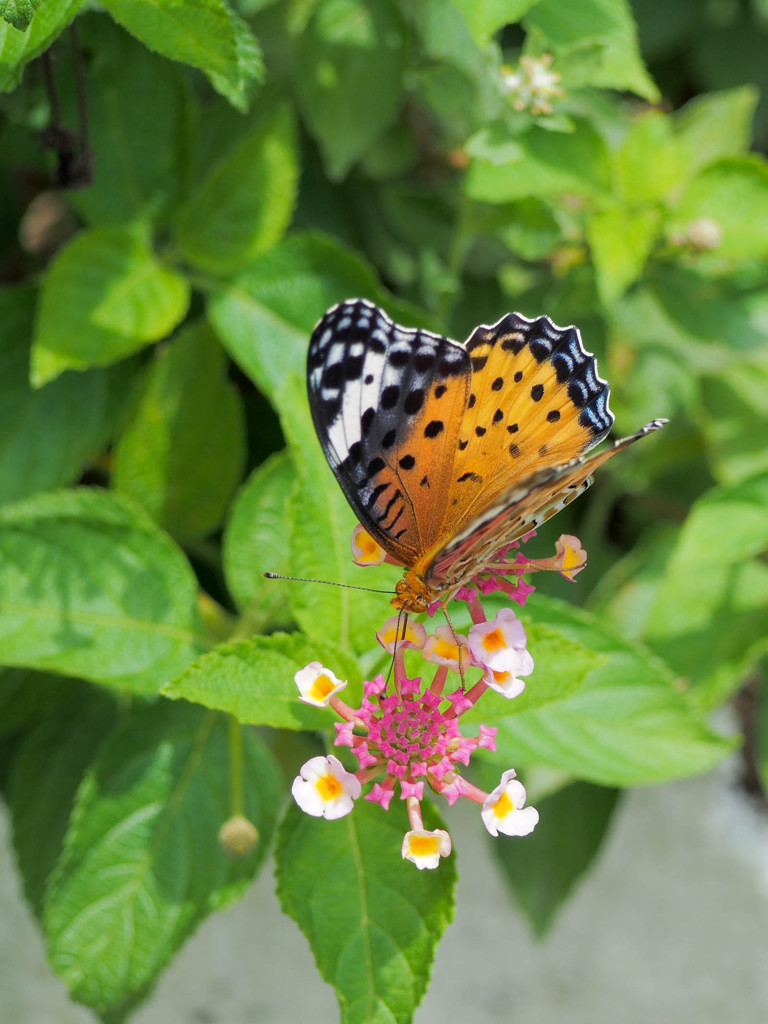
[0,1,766,1020]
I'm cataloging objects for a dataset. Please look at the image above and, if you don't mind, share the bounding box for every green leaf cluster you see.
[0,0,766,1020]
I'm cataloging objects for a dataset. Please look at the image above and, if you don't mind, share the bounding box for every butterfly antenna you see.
[442,603,466,689]
[385,606,404,686]
[263,572,392,595]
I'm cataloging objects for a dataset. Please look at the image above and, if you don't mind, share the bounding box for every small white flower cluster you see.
[502,54,563,116]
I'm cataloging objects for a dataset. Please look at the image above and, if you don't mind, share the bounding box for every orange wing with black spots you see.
[438,313,614,543]
[307,300,666,603]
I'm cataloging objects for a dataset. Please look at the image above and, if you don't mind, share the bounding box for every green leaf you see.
[295,0,408,180]
[69,21,193,227]
[671,157,768,262]
[635,266,768,363]
[587,204,660,305]
[489,597,733,786]
[449,0,538,46]
[674,87,758,182]
[280,376,401,656]
[0,285,114,506]
[276,798,455,1024]
[491,781,620,937]
[699,358,768,486]
[113,321,246,543]
[466,119,610,202]
[613,110,684,204]
[100,0,263,112]
[0,488,206,693]
[0,667,72,738]
[0,0,82,90]
[1,0,42,32]
[204,3,264,111]
[8,681,118,917]
[164,631,358,728]
[31,224,190,386]
[223,449,297,630]
[175,104,298,274]
[43,701,282,1019]
[410,0,495,85]
[523,0,659,101]
[645,474,768,706]
[587,526,679,644]
[490,198,562,261]
[209,232,422,401]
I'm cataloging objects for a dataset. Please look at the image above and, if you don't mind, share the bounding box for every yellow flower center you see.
[316,773,342,801]
[433,637,458,660]
[309,674,335,700]
[408,834,440,858]
[561,542,579,571]
[493,791,514,819]
[482,628,506,652]
[355,527,385,564]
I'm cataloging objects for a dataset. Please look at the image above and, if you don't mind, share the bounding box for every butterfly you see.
[307,299,666,613]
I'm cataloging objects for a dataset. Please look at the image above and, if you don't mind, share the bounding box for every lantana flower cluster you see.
[291,529,586,869]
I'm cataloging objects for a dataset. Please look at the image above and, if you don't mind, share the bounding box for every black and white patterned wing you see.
[307,299,471,566]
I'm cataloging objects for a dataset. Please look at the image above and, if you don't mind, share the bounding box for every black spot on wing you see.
[404,388,425,414]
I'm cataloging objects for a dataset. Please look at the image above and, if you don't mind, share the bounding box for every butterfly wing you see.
[307,299,470,567]
[425,418,667,588]
[436,312,616,544]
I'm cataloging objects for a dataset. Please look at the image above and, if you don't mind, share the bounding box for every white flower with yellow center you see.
[468,607,533,677]
[291,755,361,819]
[401,828,452,870]
[482,666,527,700]
[294,662,347,707]
[481,770,539,837]
[423,624,470,672]
[376,615,427,654]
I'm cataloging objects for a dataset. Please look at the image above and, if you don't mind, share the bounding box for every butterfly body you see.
[308,299,666,612]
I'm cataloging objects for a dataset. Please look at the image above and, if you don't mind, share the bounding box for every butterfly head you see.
[392,571,435,614]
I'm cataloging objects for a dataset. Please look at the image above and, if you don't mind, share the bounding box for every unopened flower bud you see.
[218,814,259,858]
